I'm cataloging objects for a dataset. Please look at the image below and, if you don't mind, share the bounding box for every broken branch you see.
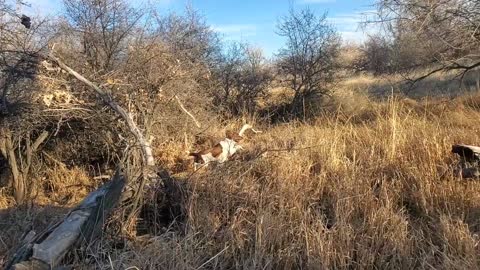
[175,95,201,128]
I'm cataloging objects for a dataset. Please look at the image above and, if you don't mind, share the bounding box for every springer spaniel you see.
[189,124,260,170]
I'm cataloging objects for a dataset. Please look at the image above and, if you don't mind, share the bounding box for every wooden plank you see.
[4,170,126,270]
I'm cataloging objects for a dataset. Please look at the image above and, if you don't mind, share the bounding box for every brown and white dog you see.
[189,124,261,170]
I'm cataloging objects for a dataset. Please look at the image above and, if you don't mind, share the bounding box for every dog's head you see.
[225,130,243,142]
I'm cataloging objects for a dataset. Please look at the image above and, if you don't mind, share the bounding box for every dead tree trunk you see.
[4,170,126,270]
[0,128,49,204]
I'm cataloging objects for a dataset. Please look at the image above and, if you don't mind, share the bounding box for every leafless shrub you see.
[353,32,429,76]
[276,7,341,116]
[336,43,365,75]
[0,2,65,204]
[41,2,222,172]
[361,34,393,75]
[155,6,221,67]
[0,0,55,114]
[374,0,480,82]
[213,42,273,116]
[62,0,144,72]
[116,8,222,147]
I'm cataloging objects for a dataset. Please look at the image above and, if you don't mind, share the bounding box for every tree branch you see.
[174,95,201,128]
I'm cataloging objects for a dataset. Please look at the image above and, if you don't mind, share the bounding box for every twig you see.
[264,144,323,153]
[194,124,214,136]
[63,183,96,189]
[175,95,201,128]
[195,245,229,270]
[93,175,112,180]
[42,151,67,168]
[31,132,49,153]
[43,107,94,112]
[54,116,63,137]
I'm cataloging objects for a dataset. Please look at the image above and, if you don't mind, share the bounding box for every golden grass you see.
[336,70,480,100]
[95,93,480,269]
[0,165,101,261]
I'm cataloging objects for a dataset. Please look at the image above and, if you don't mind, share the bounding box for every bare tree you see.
[63,0,144,72]
[374,0,480,82]
[276,7,340,114]
[0,0,53,114]
[361,34,393,75]
[237,47,272,114]
[213,42,272,116]
[0,2,55,204]
[215,42,245,104]
[155,6,221,67]
[0,1,29,32]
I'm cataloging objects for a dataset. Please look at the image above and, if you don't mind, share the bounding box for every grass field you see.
[2,77,480,269]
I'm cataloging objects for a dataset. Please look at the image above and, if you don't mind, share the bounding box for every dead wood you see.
[4,170,126,270]
[0,128,49,204]
[175,95,201,128]
[45,52,155,168]
[44,51,161,220]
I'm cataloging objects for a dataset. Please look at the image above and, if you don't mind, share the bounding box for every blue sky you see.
[23,0,376,57]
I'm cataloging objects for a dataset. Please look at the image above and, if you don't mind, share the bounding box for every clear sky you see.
[22,0,376,57]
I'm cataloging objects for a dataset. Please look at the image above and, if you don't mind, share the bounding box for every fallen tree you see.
[4,170,126,270]
[1,32,178,267]
[46,50,155,168]
[43,49,160,220]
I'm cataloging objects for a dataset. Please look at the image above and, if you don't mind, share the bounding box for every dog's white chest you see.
[218,139,237,162]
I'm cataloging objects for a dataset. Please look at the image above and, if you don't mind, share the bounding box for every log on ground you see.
[4,170,126,270]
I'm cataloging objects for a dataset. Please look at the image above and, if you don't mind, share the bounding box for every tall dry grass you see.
[337,70,480,100]
[3,91,480,269]
[91,93,480,269]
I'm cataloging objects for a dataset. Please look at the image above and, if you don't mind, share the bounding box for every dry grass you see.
[97,92,480,269]
[3,89,480,269]
[337,70,480,100]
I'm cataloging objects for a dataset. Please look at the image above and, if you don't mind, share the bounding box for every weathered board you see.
[4,170,126,270]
